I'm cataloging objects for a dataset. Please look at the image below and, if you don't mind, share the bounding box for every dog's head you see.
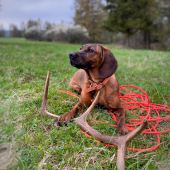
[69,44,118,78]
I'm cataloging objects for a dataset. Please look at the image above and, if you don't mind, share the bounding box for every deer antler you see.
[39,71,60,119]
[40,72,148,170]
[74,91,148,170]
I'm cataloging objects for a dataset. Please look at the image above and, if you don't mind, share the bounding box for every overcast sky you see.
[0,0,75,30]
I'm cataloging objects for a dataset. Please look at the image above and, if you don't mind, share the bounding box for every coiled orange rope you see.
[61,85,170,152]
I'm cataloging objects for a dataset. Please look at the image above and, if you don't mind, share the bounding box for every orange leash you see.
[61,85,170,152]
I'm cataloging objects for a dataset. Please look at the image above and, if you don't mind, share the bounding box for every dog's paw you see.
[117,127,128,135]
[57,113,72,126]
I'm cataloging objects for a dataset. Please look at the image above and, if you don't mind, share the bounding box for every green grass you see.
[0,38,170,169]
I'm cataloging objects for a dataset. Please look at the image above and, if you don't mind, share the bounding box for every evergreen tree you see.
[9,24,22,37]
[103,0,158,48]
[0,24,5,37]
[159,0,170,48]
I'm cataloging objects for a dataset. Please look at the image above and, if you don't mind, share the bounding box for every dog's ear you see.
[98,45,118,78]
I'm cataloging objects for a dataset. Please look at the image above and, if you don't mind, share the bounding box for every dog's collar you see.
[84,77,110,93]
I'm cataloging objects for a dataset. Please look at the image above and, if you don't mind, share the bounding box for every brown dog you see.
[57,44,128,135]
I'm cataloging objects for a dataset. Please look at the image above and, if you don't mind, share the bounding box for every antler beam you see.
[74,91,148,170]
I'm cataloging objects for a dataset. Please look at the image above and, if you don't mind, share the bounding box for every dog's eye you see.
[88,49,93,52]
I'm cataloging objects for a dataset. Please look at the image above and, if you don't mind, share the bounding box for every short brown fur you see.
[58,44,128,135]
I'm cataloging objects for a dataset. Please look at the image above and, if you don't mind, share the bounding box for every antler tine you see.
[74,91,100,127]
[74,91,148,170]
[39,71,60,119]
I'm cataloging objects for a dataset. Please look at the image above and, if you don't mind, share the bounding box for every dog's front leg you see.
[57,91,92,126]
[112,108,128,135]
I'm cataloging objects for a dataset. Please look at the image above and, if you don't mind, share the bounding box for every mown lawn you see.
[0,38,170,169]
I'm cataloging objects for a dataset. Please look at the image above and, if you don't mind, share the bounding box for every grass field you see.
[0,38,170,169]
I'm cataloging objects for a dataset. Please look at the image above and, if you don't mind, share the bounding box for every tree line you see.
[0,0,170,50]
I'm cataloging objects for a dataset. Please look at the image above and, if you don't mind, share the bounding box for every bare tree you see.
[73,0,106,42]
[27,19,38,29]
[43,21,53,31]
[20,21,26,37]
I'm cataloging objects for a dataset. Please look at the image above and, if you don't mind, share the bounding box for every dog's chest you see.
[92,88,110,106]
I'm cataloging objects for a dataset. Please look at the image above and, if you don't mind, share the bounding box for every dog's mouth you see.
[70,59,89,70]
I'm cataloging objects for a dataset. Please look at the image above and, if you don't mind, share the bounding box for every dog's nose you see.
[69,52,76,59]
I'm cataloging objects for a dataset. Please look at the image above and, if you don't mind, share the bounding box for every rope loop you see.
[61,85,170,152]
